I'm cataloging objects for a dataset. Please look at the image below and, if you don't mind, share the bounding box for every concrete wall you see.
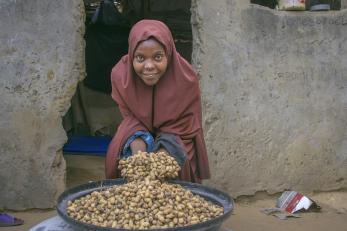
[191,0,347,196]
[342,0,347,9]
[0,0,85,209]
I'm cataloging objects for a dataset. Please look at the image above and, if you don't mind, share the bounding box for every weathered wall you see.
[191,0,347,197]
[0,0,85,209]
[341,0,347,9]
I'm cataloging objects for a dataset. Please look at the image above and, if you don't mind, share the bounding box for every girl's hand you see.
[130,138,146,154]
[157,147,169,155]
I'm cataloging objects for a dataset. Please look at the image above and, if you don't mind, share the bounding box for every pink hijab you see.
[105,20,210,181]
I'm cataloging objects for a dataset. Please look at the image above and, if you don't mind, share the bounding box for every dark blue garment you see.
[121,131,155,158]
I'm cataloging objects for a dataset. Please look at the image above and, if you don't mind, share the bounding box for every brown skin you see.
[130,138,168,155]
[129,138,146,154]
[130,38,169,154]
[132,38,168,86]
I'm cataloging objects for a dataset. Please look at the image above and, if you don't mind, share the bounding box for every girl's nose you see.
[144,60,154,70]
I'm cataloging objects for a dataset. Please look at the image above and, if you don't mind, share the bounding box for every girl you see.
[105,19,210,183]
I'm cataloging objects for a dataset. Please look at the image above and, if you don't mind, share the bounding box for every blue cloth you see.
[63,135,112,156]
[121,131,155,158]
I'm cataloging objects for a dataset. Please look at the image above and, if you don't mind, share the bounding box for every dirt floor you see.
[2,155,347,231]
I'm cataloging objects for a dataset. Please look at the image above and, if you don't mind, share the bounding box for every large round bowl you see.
[57,179,234,231]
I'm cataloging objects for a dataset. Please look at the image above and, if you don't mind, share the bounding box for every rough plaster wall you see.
[0,0,85,209]
[191,0,347,197]
[342,0,347,9]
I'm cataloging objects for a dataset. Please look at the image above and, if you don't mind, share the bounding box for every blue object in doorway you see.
[63,135,112,156]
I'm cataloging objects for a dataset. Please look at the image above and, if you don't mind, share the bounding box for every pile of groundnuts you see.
[67,151,224,229]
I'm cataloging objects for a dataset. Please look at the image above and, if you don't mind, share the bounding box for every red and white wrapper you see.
[276,191,314,213]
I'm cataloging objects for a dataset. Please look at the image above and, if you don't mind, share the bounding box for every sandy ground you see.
[2,155,347,231]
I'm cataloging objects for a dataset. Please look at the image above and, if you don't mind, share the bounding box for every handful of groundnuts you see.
[67,151,223,229]
[118,151,181,182]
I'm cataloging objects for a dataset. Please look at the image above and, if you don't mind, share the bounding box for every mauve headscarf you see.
[105,19,210,182]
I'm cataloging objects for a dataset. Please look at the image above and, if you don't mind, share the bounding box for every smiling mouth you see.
[143,74,157,78]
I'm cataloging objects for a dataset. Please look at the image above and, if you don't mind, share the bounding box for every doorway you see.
[62,0,193,187]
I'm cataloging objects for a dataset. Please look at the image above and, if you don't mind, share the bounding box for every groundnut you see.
[67,151,224,229]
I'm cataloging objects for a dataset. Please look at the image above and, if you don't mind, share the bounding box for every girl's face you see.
[133,38,168,86]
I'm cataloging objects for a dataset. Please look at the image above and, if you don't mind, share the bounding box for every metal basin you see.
[57,179,234,231]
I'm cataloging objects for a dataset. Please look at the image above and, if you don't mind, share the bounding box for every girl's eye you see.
[154,54,163,61]
[135,55,144,62]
